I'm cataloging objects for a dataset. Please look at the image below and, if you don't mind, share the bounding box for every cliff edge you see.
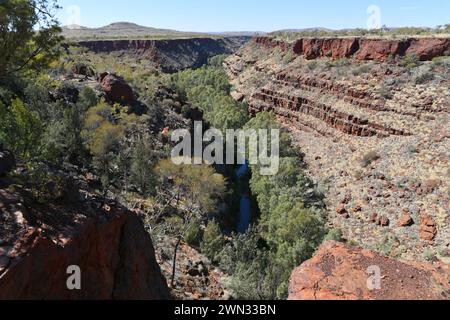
[0,184,170,300]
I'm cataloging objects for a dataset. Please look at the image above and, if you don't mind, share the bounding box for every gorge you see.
[72,36,250,73]
[1,29,449,300]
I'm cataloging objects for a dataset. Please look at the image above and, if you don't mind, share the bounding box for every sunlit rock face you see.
[0,187,170,300]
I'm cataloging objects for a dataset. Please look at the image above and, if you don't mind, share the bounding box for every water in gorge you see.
[236,163,252,233]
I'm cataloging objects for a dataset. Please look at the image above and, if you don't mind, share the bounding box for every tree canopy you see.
[0,0,62,78]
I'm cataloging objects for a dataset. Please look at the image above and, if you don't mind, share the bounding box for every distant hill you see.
[61,22,261,40]
[269,26,449,38]
[209,31,266,37]
[62,22,209,40]
[271,27,333,34]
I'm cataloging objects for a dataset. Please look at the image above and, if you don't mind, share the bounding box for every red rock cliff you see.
[254,36,450,61]
[0,188,170,300]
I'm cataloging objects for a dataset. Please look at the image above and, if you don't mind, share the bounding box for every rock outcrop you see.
[255,36,450,61]
[0,187,170,300]
[0,147,15,176]
[420,214,438,242]
[407,38,450,60]
[100,73,134,103]
[254,36,290,52]
[294,38,360,60]
[76,36,250,73]
[288,241,450,300]
[71,62,96,77]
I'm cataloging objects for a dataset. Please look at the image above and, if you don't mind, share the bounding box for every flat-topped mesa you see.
[252,36,450,61]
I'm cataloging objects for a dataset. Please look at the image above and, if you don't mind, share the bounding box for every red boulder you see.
[406,38,450,61]
[101,73,134,103]
[356,39,409,61]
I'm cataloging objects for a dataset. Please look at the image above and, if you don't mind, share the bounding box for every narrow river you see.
[236,163,252,233]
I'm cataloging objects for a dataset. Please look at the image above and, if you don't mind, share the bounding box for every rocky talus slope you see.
[74,36,250,73]
[288,241,450,300]
[154,237,229,300]
[0,179,170,300]
[225,37,450,262]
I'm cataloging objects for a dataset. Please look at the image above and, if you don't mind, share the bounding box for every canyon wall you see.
[0,187,170,300]
[75,36,250,73]
[225,36,449,262]
[254,36,450,61]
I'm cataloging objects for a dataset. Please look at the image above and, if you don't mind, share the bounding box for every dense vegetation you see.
[170,63,329,298]
[169,55,249,131]
[205,112,328,299]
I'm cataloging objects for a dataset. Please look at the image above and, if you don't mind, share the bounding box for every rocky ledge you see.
[0,185,170,300]
[254,36,450,61]
[289,241,450,300]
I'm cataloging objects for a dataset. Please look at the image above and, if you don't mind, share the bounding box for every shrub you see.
[42,105,86,165]
[324,229,343,242]
[283,51,294,65]
[376,234,400,256]
[0,98,43,158]
[327,58,351,68]
[78,86,99,112]
[415,72,434,84]
[226,250,278,300]
[361,151,380,167]
[130,136,157,196]
[352,64,373,76]
[423,248,436,262]
[201,220,225,263]
[399,54,420,70]
[378,85,394,100]
[185,218,203,247]
[348,239,360,247]
[307,61,318,70]
[219,227,278,299]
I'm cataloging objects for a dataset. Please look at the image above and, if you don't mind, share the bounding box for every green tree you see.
[0,98,43,157]
[0,0,62,78]
[155,159,226,287]
[77,86,98,112]
[220,226,281,299]
[130,136,157,196]
[221,111,327,299]
[85,121,124,190]
[170,61,249,131]
[201,220,225,263]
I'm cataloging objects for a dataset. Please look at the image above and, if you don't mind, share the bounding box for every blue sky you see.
[56,0,450,32]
